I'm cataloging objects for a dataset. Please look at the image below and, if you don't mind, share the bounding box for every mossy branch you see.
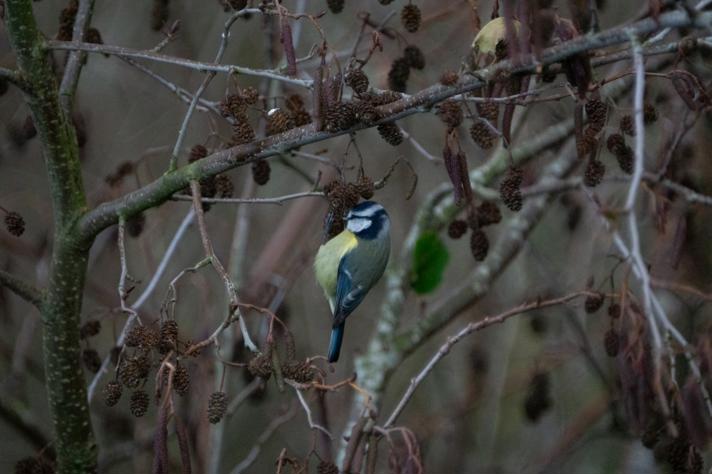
[5,0,95,472]
[0,269,44,308]
[77,9,711,244]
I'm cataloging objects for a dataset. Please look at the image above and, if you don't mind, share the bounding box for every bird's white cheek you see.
[347,218,372,233]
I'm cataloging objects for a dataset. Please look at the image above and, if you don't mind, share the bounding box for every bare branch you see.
[171,191,324,206]
[76,10,712,242]
[0,269,43,308]
[383,291,602,429]
[229,405,297,474]
[292,385,333,439]
[87,209,195,401]
[58,0,96,115]
[46,40,313,89]
[168,11,244,171]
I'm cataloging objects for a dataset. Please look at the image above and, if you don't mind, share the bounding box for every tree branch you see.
[382,291,601,429]
[46,40,313,89]
[0,269,43,308]
[76,9,712,244]
[58,0,96,115]
[5,1,95,471]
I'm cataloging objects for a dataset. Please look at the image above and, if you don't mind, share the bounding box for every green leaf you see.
[410,231,450,294]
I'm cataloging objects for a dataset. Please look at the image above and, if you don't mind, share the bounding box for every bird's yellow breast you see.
[314,230,358,308]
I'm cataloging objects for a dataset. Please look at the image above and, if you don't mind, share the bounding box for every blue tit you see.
[314,201,391,362]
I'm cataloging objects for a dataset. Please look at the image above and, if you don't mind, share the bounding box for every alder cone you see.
[377,122,403,146]
[207,391,227,423]
[404,45,426,69]
[401,4,422,33]
[345,68,369,94]
[388,57,410,92]
[447,220,467,239]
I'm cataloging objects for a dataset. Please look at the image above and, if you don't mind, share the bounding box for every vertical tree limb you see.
[5,1,95,472]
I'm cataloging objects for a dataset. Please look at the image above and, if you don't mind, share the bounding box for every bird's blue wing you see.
[332,254,366,327]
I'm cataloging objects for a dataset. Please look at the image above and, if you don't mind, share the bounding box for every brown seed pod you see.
[240,86,259,105]
[219,93,246,118]
[440,70,459,86]
[470,229,489,261]
[377,122,403,146]
[643,103,658,124]
[207,391,228,423]
[619,114,635,136]
[345,68,369,94]
[266,108,295,136]
[326,0,344,13]
[130,390,149,417]
[82,349,102,373]
[229,0,248,9]
[364,90,402,106]
[80,319,101,339]
[325,102,357,132]
[353,100,380,125]
[103,381,122,407]
[476,102,499,122]
[4,211,25,237]
[585,98,608,130]
[317,461,339,474]
[447,220,467,239]
[231,120,255,146]
[159,320,179,351]
[523,371,552,422]
[470,121,497,149]
[189,144,208,163]
[500,167,523,212]
[355,175,375,199]
[404,45,425,70]
[583,159,605,187]
[86,27,103,45]
[436,100,463,130]
[604,328,620,357]
[173,363,190,396]
[248,353,273,379]
[285,94,305,112]
[215,174,234,198]
[251,160,271,186]
[401,3,422,33]
[150,0,169,31]
[126,212,146,238]
[584,292,604,313]
[577,130,598,157]
[608,303,621,319]
[282,360,316,384]
[387,57,410,93]
[290,108,312,127]
[476,201,502,227]
[606,133,625,154]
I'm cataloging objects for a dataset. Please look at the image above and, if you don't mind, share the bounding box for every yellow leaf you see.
[472,17,521,55]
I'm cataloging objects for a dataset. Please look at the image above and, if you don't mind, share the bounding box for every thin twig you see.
[46,40,313,89]
[168,11,243,171]
[382,291,601,428]
[229,405,297,474]
[172,191,324,205]
[293,386,333,439]
[188,181,257,353]
[87,209,195,401]
[58,0,96,115]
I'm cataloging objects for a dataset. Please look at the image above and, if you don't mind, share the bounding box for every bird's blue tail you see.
[328,323,345,363]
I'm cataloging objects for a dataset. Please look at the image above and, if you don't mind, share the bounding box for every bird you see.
[314,201,391,362]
